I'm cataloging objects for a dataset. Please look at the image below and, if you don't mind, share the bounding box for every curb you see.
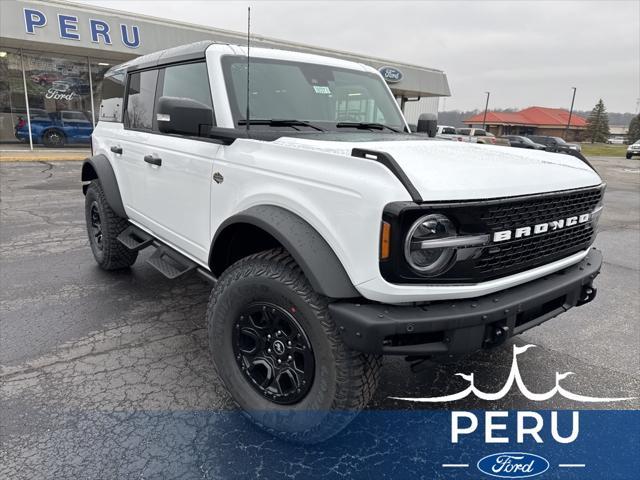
[0,153,88,162]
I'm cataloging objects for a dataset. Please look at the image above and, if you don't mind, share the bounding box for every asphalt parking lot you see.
[1,157,639,478]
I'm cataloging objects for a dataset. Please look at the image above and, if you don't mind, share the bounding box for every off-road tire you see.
[85,180,137,270]
[207,248,381,443]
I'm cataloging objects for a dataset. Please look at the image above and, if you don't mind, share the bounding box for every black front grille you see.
[480,187,603,231]
[381,185,604,285]
[475,187,602,277]
[476,224,594,275]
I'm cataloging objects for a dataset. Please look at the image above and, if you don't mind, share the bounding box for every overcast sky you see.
[73,0,639,113]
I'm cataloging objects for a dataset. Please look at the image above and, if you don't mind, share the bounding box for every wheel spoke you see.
[233,302,315,404]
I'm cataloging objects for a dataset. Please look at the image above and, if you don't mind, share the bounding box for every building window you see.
[21,50,94,147]
[0,48,28,145]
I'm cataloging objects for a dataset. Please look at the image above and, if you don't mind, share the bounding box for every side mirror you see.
[416,113,437,137]
[156,96,213,137]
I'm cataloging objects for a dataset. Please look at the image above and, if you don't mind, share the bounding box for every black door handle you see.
[144,154,162,166]
[110,145,123,154]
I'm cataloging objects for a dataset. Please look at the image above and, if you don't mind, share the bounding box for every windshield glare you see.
[222,56,405,131]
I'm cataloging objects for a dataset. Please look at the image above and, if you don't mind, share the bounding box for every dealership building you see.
[0,0,450,148]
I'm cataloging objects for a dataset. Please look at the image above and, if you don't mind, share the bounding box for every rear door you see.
[132,61,218,262]
[117,68,160,218]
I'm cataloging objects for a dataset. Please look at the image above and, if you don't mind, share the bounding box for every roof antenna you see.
[245,6,251,133]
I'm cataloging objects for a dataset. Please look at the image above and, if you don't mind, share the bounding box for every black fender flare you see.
[81,154,127,218]
[211,205,360,299]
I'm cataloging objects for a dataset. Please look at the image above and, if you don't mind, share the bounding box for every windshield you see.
[440,127,456,134]
[221,56,406,131]
[553,137,568,145]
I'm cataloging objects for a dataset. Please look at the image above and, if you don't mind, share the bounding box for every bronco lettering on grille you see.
[492,213,591,242]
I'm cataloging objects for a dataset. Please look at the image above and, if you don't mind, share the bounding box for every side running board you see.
[117,225,153,251]
[146,246,197,280]
[118,224,197,280]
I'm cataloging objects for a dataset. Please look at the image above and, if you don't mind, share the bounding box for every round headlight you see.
[404,214,457,275]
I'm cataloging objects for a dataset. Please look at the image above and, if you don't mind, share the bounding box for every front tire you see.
[207,248,381,443]
[84,180,137,270]
[627,153,633,159]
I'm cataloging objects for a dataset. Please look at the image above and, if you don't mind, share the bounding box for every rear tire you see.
[207,248,381,443]
[85,180,137,270]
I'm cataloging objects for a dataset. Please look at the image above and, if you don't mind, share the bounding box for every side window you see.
[161,62,213,110]
[475,129,487,136]
[99,72,125,123]
[125,69,158,130]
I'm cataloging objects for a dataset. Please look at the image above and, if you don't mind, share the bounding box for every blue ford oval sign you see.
[379,66,403,83]
[477,452,550,478]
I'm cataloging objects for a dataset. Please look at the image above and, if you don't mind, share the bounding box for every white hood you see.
[272,137,602,201]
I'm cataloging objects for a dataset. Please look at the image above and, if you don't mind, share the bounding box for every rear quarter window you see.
[99,72,125,123]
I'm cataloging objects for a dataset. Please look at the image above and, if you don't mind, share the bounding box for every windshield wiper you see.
[335,122,402,133]
[238,119,325,132]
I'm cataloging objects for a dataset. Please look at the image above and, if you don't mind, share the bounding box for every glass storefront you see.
[0,48,28,145]
[0,48,116,148]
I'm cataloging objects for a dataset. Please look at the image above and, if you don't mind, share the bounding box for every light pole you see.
[482,91,490,130]
[565,87,577,140]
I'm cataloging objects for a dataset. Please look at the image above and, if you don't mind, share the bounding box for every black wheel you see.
[84,180,137,270]
[207,248,381,443]
[627,154,633,159]
[42,129,65,148]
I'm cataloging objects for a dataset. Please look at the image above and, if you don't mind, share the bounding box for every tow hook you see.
[577,285,597,306]
[484,325,509,348]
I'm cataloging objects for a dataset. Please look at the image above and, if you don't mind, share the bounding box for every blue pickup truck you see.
[15,110,93,147]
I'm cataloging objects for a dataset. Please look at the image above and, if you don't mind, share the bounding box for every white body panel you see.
[92,44,603,304]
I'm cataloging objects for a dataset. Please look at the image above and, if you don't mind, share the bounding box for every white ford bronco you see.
[83,41,604,442]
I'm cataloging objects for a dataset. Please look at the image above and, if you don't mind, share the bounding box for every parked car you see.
[15,110,93,147]
[607,137,625,145]
[436,125,463,141]
[30,72,61,86]
[486,132,511,146]
[504,135,547,150]
[526,135,581,154]
[627,140,640,159]
[456,127,496,144]
[83,41,604,443]
[51,77,91,95]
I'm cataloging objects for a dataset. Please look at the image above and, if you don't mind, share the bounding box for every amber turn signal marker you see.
[380,221,391,260]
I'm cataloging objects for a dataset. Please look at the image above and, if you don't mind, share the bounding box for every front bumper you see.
[330,248,602,356]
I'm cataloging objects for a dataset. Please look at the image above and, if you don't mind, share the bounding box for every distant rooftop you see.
[465,107,587,128]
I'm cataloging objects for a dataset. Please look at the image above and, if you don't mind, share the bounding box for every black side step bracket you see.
[118,225,154,251]
[146,246,197,280]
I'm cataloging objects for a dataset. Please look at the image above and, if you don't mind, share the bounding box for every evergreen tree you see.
[627,114,640,144]
[585,99,610,143]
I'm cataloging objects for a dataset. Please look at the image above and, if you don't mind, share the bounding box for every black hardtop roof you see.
[105,40,217,76]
